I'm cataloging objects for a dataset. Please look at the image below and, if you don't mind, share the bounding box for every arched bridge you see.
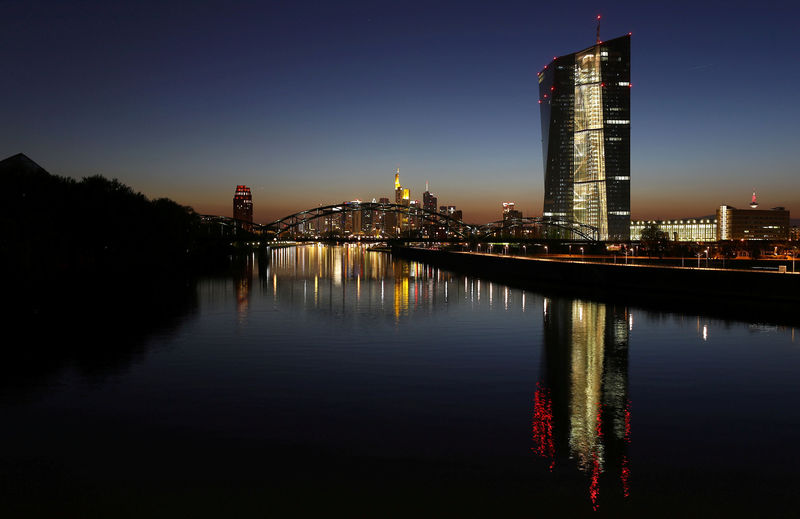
[201,202,599,242]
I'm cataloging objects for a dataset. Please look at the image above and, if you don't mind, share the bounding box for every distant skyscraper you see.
[394,168,403,205]
[502,202,522,220]
[422,181,437,214]
[233,185,253,227]
[421,181,438,237]
[538,33,631,241]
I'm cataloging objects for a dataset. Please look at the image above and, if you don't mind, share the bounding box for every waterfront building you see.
[538,34,631,241]
[630,219,717,242]
[233,185,253,228]
[716,205,790,240]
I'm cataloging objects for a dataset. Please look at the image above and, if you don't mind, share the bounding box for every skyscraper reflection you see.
[233,253,254,320]
[534,297,631,511]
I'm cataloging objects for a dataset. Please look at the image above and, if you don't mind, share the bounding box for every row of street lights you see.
[470,244,796,273]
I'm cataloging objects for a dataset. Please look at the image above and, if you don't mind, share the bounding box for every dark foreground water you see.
[3,245,799,517]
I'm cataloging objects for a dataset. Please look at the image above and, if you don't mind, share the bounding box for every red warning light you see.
[601,82,605,87]
[538,100,542,104]
[550,86,554,91]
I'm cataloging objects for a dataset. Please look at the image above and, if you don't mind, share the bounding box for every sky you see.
[2,0,799,224]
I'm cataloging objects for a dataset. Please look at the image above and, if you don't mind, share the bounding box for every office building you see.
[233,185,253,227]
[717,205,790,240]
[502,202,523,220]
[630,219,717,242]
[422,182,438,237]
[538,34,631,241]
[500,202,524,238]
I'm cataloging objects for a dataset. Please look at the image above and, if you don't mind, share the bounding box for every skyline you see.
[2,1,799,224]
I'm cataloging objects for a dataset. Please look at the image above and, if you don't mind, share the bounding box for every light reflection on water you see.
[2,244,800,516]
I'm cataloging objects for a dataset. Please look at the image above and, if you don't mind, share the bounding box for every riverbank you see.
[392,247,800,324]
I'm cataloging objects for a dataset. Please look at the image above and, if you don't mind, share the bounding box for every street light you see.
[544,245,548,255]
[580,247,584,258]
[705,248,709,267]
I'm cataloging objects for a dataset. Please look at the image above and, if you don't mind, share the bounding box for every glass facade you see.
[630,219,717,242]
[539,35,630,241]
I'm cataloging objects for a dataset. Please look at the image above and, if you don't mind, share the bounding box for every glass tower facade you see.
[539,34,630,241]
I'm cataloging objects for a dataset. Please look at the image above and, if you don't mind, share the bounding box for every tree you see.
[640,222,669,258]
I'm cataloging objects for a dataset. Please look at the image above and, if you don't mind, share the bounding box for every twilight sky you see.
[2,0,798,224]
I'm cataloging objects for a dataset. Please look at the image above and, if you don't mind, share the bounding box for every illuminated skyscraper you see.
[233,185,253,227]
[538,34,630,241]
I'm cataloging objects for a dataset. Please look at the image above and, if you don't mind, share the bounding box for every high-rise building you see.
[502,202,523,220]
[394,168,403,205]
[501,202,524,237]
[423,181,438,214]
[233,185,253,228]
[538,33,631,241]
[422,183,438,238]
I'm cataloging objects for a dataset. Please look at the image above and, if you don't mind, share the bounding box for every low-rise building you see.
[716,205,790,240]
[630,218,717,242]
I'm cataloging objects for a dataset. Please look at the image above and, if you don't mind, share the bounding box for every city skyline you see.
[2,1,799,224]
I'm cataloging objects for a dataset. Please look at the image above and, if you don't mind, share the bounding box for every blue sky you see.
[2,0,798,223]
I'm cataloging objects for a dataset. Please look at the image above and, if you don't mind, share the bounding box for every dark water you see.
[3,244,799,517]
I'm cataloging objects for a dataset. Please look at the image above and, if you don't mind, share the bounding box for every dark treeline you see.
[0,153,242,328]
[3,153,198,276]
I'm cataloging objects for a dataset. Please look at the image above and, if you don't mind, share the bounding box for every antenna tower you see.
[596,14,601,44]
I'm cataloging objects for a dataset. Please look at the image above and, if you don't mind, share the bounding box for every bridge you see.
[201,201,599,242]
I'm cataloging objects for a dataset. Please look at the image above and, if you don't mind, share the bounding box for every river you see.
[2,244,799,517]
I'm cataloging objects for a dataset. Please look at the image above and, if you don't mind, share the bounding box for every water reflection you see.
[266,244,473,323]
[233,253,255,320]
[534,297,631,511]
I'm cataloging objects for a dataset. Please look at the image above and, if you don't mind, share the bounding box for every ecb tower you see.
[538,34,630,241]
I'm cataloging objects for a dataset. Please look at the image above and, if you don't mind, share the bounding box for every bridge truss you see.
[201,203,599,242]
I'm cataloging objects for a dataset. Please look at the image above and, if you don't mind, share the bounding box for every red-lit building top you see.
[233,185,253,223]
